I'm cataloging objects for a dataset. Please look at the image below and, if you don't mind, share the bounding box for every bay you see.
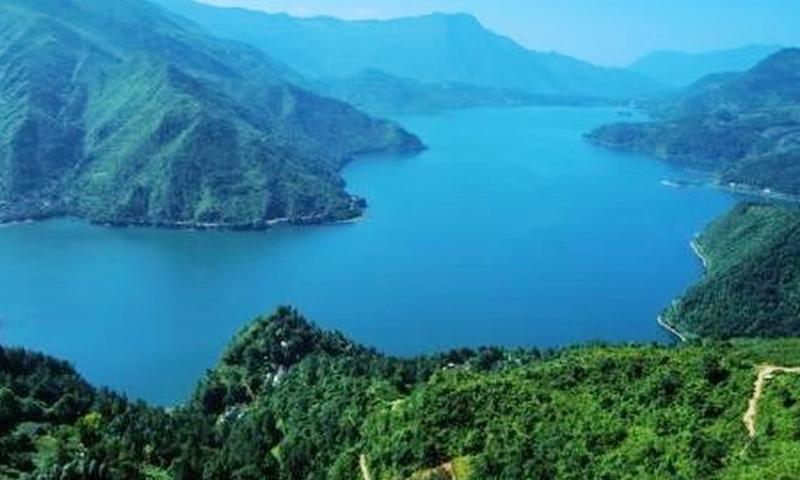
[0,107,733,404]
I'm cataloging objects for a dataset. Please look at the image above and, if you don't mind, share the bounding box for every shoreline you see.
[325,214,366,226]
[690,238,710,270]
[0,210,367,233]
[711,181,800,204]
[656,177,800,205]
[656,236,709,344]
[657,314,687,343]
[0,219,41,229]
[0,221,22,229]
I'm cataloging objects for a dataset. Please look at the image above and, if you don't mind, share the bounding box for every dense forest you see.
[663,203,800,339]
[3,307,800,480]
[587,48,800,196]
[0,0,422,229]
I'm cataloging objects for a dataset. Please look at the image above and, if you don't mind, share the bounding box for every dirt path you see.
[743,365,800,438]
[360,454,373,480]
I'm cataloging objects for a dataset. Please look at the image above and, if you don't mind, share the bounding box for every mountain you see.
[315,70,610,115]
[588,48,800,196]
[663,203,800,339]
[0,0,422,229]
[629,45,784,87]
[4,307,800,479]
[149,0,663,102]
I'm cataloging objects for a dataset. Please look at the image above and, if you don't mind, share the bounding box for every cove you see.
[0,107,734,405]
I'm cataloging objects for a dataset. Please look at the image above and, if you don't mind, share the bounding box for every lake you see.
[0,107,733,405]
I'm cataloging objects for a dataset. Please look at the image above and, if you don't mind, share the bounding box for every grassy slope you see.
[0,0,423,228]
[665,204,800,339]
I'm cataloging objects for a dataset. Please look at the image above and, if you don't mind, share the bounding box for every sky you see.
[195,0,800,66]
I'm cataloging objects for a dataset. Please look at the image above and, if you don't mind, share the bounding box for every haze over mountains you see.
[1,0,790,227]
[0,0,793,227]
[629,45,784,87]
[149,0,662,103]
[318,69,610,115]
[0,0,421,228]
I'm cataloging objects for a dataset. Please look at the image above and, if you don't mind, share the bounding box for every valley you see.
[0,106,733,404]
[1,0,800,479]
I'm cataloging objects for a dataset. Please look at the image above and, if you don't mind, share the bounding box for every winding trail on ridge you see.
[360,454,373,480]
[744,365,800,438]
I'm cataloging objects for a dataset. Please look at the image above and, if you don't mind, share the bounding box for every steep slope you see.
[663,204,800,339]
[0,0,422,228]
[5,308,800,479]
[588,48,800,196]
[149,0,662,102]
[629,45,784,87]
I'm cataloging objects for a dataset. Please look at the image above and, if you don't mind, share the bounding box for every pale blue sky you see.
[195,0,799,66]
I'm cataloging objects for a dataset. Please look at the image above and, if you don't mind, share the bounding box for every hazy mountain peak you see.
[424,11,482,25]
[629,44,784,87]
[150,0,662,100]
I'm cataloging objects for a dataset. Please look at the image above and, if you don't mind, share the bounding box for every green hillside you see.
[4,308,800,479]
[664,204,800,339]
[588,48,800,196]
[0,0,422,228]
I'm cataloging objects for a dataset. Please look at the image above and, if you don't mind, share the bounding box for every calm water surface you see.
[0,107,733,404]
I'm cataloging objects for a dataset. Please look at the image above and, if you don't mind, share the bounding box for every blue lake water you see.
[0,107,733,405]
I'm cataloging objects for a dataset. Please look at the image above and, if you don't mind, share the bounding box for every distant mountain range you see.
[149,0,663,103]
[629,45,784,87]
[0,0,422,228]
[316,70,611,115]
[4,0,791,231]
[588,48,800,196]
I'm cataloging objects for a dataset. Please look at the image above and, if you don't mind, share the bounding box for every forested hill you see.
[664,203,800,339]
[5,308,800,479]
[587,48,800,196]
[0,0,422,229]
